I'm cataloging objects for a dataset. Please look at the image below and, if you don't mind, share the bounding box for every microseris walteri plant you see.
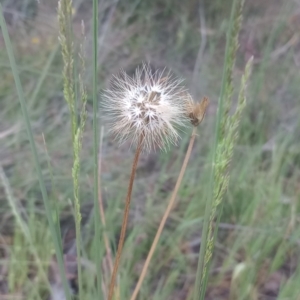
[104,64,191,300]
[103,64,189,151]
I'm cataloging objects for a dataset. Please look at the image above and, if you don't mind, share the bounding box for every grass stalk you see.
[130,126,198,300]
[92,0,103,297]
[98,126,114,274]
[108,135,144,300]
[72,134,83,299]
[58,0,89,298]
[58,0,76,143]
[193,0,245,298]
[0,4,71,300]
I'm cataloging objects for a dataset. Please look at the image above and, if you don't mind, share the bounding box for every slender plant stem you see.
[108,136,144,300]
[74,161,83,299]
[92,0,103,297]
[130,126,198,300]
[98,126,114,273]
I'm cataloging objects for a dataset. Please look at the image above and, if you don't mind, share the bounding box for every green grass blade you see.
[92,0,103,297]
[0,5,72,300]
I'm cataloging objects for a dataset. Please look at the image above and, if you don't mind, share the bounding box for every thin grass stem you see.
[108,135,144,300]
[98,126,114,274]
[130,126,198,300]
[92,0,103,297]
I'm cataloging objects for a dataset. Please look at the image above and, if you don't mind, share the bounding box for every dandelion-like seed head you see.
[103,64,189,151]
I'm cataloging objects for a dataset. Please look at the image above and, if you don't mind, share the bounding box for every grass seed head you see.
[102,64,189,151]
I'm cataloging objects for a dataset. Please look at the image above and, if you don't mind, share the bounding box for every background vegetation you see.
[0,0,300,299]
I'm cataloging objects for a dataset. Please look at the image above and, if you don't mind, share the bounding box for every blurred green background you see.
[0,0,300,299]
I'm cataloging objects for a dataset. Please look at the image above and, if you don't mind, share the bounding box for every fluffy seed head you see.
[102,64,189,151]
